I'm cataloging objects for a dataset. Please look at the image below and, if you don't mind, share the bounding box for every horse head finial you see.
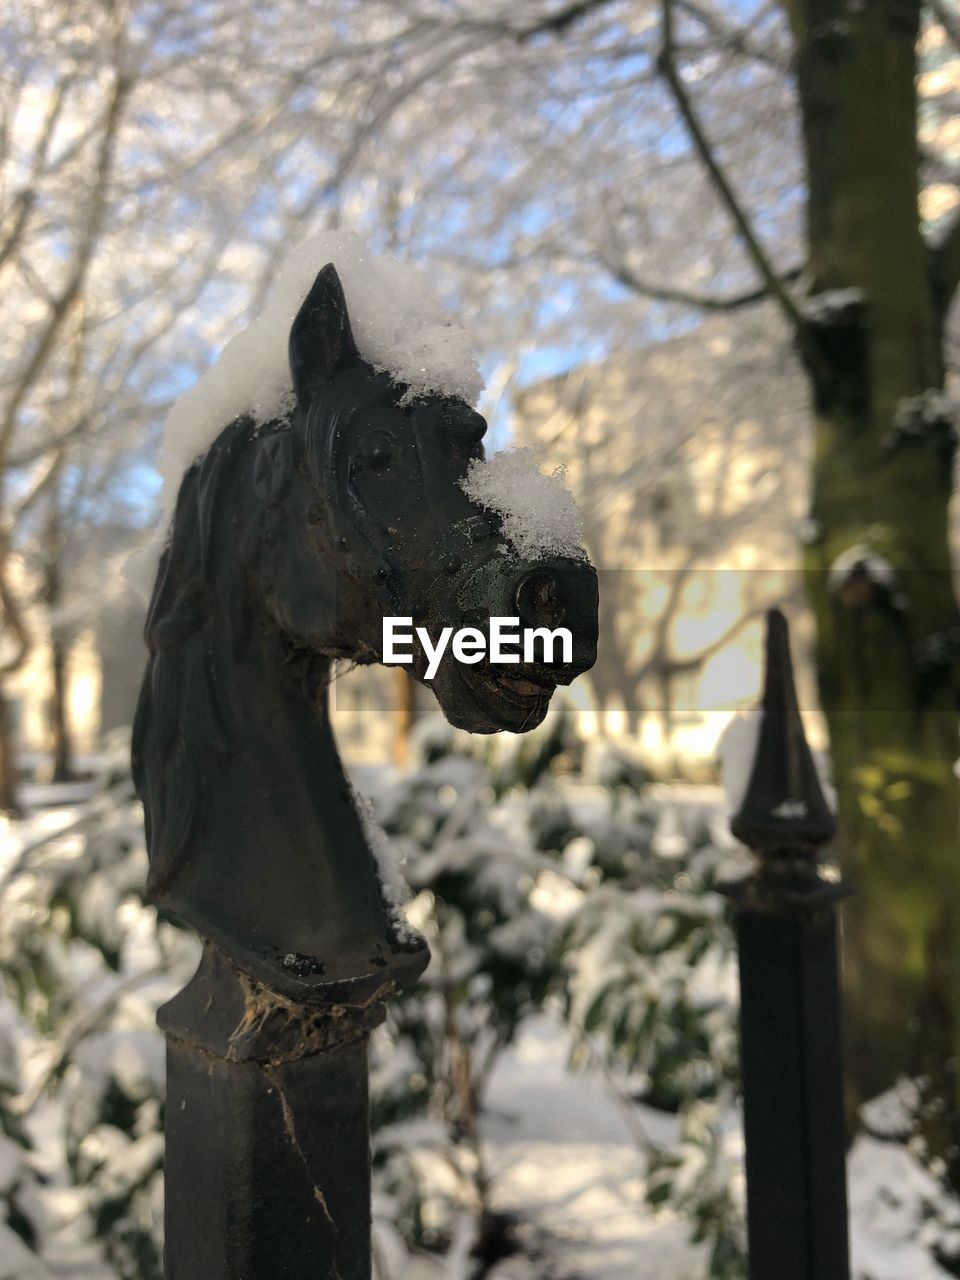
[134,252,599,1004]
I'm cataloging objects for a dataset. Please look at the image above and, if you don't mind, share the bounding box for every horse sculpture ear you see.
[288,263,359,408]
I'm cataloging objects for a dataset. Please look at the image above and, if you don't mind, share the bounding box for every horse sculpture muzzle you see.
[421,551,599,733]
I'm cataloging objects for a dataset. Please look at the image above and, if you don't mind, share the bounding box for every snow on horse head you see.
[132,262,598,1004]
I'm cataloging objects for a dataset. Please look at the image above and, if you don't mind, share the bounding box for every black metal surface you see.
[161,947,385,1280]
[131,262,600,1278]
[728,609,851,1280]
[164,1037,373,1280]
[737,908,850,1280]
[731,608,836,858]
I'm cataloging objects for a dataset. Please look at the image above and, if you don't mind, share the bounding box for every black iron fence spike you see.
[731,607,837,856]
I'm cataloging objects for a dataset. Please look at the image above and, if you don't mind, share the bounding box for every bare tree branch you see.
[0,71,75,274]
[0,556,30,677]
[414,0,620,44]
[657,0,805,336]
[515,0,623,41]
[10,447,66,524]
[676,0,791,70]
[605,256,805,311]
[0,62,130,457]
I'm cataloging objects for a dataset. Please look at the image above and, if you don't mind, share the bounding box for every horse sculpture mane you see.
[133,262,598,1008]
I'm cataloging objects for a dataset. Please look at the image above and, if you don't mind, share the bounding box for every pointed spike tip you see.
[730,609,836,854]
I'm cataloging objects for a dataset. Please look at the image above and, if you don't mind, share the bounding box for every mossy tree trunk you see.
[786,0,960,1175]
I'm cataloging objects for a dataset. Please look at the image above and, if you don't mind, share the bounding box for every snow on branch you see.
[799,287,865,326]
[827,545,897,595]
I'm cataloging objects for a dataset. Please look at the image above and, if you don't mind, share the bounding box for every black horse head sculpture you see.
[133,264,598,1006]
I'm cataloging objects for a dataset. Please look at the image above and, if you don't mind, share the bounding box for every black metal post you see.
[159,946,384,1280]
[726,609,851,1280]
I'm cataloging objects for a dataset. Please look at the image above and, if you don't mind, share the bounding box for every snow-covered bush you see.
[2,714,960,1280]
[369,719,575,1268]
[0,1003,46,1268]
[0,733,196,1278]
[560,822,748,1278]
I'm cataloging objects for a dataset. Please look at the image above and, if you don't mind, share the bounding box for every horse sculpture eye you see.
[366,432,394,471]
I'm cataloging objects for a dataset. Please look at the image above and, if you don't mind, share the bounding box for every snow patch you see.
[797,515,822,546]
[801,287,865,324]
[131,230,483,597]
[849,1134,960,1279]
[461,448,586,562]
[770,798,807,819]
[828,544,896,592]
[717,706,762,815]
[861,1079,919,1142]
[893,389,956,432]
[352,784,421,949]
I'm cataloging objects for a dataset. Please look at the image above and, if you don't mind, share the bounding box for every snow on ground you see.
[30,1100,114,1280]
[23,1005,960,1280]
[0,807,81,869]
[2,787,955,1279]
[476,1013,957,1280]
[848,1136,960,1280]
[19,782,98,810]
[481,1014,703,1279]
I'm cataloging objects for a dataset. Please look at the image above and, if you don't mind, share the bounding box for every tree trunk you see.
[49,633,74,783]
[41,469,74,784]
[788,0,960,1175]
[0,688,22,816]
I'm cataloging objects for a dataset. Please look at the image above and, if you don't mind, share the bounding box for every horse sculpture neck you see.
[133,414,429,1005]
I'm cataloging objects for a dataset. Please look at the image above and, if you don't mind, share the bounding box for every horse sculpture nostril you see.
[511,560,599,678]
[516,571,565,629]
